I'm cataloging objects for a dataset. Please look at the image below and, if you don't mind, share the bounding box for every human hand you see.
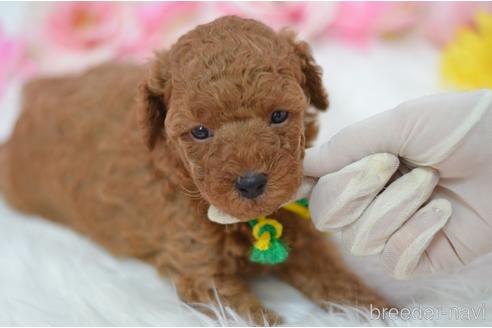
[303,89,492,279]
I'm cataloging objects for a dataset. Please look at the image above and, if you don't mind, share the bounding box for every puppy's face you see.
[139,17,328,220]
[166,76,308,220]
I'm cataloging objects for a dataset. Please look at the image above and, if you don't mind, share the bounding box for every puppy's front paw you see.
[316,282,394,317]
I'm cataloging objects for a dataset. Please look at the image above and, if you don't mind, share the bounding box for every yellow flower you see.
[441,11,492,89]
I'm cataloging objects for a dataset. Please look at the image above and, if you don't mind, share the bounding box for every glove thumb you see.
[304,108,402,177]
[304,90,492,177]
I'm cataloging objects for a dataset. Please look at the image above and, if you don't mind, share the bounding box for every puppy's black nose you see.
[235,173,267,199]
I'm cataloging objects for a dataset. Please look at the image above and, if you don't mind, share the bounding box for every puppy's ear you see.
[283,31,329,111]
[138,51,171,150]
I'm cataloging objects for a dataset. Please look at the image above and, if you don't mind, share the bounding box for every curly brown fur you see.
[2,16,388,324]
[0,143,6,193]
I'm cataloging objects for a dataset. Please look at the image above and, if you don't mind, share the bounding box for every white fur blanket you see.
[1,17,491,326]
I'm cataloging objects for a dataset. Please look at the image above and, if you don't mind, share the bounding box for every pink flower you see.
[328,2,420,46]
[24,2,128,75]
[45,2,124,50]
[327,2,492,48]
[0,29,33,98]
[418,2,492,47]
[118,2,202,60]
[216,2,337,40]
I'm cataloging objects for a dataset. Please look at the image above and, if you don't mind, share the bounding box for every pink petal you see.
[45,2,124,50]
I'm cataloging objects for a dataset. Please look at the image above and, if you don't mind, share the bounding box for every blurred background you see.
[1,1,492,143]
[1,2,492,325]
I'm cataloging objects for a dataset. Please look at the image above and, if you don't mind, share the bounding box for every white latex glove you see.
[303,89,492,279]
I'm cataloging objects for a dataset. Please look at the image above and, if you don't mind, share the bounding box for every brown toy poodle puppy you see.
[1,16,388,324]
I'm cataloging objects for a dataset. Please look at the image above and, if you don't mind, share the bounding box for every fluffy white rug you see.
[1,13,492,325]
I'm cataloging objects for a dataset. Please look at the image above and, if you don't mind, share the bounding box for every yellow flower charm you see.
[441,11,492,89]
[248,199,310,265]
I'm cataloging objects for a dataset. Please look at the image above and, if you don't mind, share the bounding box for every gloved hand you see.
[303,89,492,279]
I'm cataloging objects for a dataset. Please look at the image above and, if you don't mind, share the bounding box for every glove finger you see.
[342,166,439,256]
[397,185,492,278]
[309,153,399,231]
[381,198,452,280]
[293,177,317,201]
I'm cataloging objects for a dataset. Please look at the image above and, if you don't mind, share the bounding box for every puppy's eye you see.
[271,111,289,124]
[191,125,212,140]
